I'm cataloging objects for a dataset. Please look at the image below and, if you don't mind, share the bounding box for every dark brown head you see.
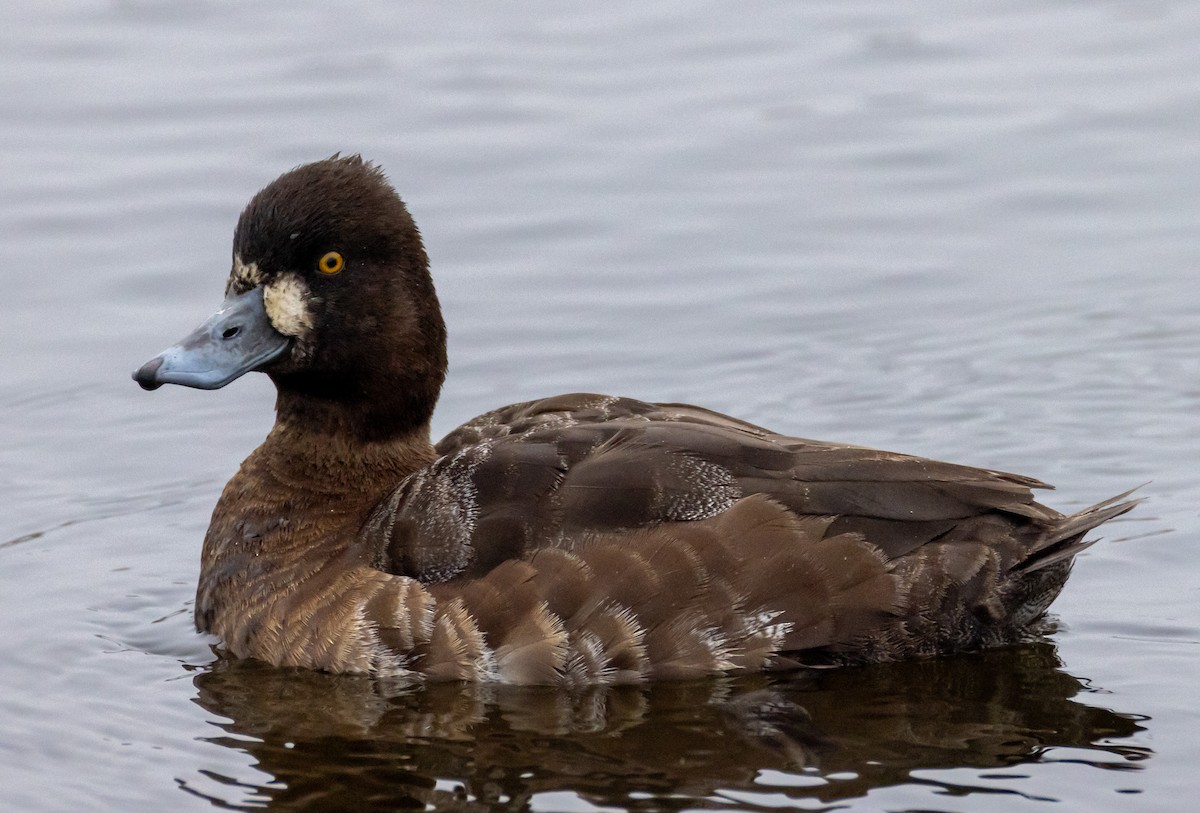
[134,156,448,442]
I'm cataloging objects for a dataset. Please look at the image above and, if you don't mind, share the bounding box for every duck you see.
[133,155,1138,685]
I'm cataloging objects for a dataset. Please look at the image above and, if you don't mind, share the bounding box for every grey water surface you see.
[1,2,1196,811]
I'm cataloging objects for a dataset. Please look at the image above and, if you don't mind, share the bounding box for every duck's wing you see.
[369,393,1063,582]
[358,394,1136,680]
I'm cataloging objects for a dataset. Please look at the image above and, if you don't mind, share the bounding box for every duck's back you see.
[360,393,1133,681]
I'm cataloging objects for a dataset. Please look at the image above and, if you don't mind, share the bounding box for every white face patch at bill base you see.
[228,254,264,293]
[263,274,315,337]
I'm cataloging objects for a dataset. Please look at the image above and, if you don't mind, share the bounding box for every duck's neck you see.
[271,376,442,447]
[261,392,439,500]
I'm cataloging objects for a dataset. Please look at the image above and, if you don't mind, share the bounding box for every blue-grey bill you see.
[132,287,290,390]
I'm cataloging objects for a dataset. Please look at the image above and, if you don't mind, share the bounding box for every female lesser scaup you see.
[134,156,1137,684]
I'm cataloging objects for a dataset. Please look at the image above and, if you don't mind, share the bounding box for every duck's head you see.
[134,156,447,441]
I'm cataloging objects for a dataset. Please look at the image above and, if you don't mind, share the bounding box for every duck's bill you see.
[132,287,290,391]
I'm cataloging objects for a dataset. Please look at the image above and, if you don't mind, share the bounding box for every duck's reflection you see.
[185,643,1149,811]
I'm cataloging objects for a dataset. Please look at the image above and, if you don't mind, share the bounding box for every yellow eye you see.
[317,251,345,275]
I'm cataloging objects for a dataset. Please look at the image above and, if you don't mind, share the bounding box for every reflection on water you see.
[188,643,1148,811]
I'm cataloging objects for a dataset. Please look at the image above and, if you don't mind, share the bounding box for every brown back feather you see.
[349,394,1137,681]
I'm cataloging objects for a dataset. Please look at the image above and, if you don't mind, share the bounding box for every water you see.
[1,1,1196,810]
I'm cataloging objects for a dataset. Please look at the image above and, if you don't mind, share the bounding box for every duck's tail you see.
[1019,487,1143,574]
[993,487,1143,633]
